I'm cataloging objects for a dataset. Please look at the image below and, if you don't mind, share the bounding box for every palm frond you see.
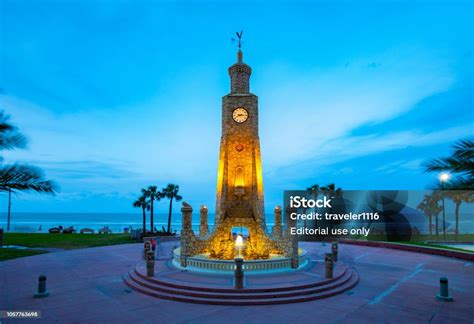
[0,164,57,194]
[0,133,27,150]
[452,139,474,159]
[0,111,27,150]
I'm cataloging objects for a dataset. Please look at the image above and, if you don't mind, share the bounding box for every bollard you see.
[234,258,244,289]
[34,275,49,298]
[436,277,453,301]
[331,242,338,262]
[143,241,151,260]
[146,250,155,277]
[325,253,333,279]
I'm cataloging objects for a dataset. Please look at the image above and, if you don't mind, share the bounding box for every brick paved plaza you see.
[1,241,472,323]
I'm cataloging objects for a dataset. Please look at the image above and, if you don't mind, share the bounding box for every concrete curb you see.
[339,239,474,261]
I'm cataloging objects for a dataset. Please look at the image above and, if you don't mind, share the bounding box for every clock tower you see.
[178,45,298,265]
[215,49,265,228]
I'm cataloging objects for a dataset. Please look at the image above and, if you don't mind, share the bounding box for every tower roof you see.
[228,49,252,94]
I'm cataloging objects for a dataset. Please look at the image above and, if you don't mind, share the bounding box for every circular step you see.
[123,260,359,305]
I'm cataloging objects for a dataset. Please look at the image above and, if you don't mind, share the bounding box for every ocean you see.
[0,212,472,235]
[0,212,274,233]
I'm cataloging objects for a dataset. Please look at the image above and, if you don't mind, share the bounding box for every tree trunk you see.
[455,202,460,241]
[150,197,154,233]
[429,214,432,238]
[435,213,439,238]
[142,207,146,235]
[167,195,173,234]
[7,188,12,231]
[442,195,446,241]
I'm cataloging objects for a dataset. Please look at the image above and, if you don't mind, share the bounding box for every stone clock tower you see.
[215,49,265,227]
[179,47,298,265]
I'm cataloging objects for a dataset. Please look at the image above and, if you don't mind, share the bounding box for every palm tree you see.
[0,165,56,193]
[417,195,431,237]
[306,184,320,231]
[424,139,473,189]
[0,111,27,151]
[133,195,150,235]
[445,191,474,240]
[429,192,443,238]
[162,184,182,234]
[320,183,342,241]
[0,111,56,230]
[320,183,342,200]
[142,186,161,233]
[306,184,320,201]
[417,193,442,238]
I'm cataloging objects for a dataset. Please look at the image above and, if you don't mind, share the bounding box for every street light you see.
[439,172,450,241]
[439,172,450,183]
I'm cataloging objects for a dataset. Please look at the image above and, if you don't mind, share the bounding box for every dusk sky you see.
[0,0,472,213]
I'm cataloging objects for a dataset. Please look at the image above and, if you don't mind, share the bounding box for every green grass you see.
[3,233,135,250]
[398,241,473,253]
[360,233,474,243]
[0,248,49,261]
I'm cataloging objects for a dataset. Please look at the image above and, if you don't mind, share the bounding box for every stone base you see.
[173,247,307,273]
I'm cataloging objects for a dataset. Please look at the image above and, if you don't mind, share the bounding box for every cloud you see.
[375,159,424,174]
[0,45,468,212]
[25,159,139,180]
[269,124,472,183]
[258,48,455,170]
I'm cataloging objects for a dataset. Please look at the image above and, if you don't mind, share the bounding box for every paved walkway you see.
[1,242,472,323]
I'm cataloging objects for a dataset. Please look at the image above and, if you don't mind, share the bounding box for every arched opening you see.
[231,226,249,238]
[234,166,245,187]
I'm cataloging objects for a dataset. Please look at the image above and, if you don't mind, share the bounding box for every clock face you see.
[232,107,248,123]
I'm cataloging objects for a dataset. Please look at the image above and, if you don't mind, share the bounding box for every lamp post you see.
[439,172,450,241]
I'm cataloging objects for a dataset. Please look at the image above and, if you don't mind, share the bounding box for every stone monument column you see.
[199,205,209,237]
[284,205,299,269]
[272,205,283,239]
[180,202,194,267]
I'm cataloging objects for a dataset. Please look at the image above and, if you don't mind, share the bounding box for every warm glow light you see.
[439,172,451,182]
[254,148,264,197]
[235,235,244,258]
[234,167,245,187]
[235,235,243,247]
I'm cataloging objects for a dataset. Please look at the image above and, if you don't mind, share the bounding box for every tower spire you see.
[229,31,251,94]
[233,31,244,64]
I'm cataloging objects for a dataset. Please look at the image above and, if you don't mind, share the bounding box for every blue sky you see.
[0,0,472,213]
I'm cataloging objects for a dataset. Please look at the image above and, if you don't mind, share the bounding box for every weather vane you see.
[231,30,244,49]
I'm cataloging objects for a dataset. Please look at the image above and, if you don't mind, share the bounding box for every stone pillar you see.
[284,205,299,269]
[199,205,209,237]
[331,242,338,261]
[325,253,334,279]
[143,241,151,260]
[272,205,283,240]
[290,238,299,269]
[180,202,194,267]
[146,251,155,277]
